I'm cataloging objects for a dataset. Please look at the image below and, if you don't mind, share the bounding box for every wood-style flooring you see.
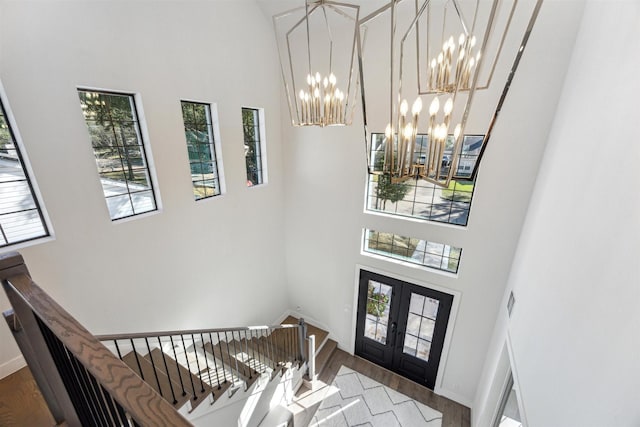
[0,349,471,427]
[0,366,55,427]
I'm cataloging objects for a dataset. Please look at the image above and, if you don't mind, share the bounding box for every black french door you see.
[355,269,453,389]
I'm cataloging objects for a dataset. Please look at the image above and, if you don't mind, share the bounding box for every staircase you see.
[97,316,336,426]
[0,251,339,427]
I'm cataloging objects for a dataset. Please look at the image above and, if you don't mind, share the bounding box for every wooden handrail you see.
[96,323,301,342]
[0,252,191,427]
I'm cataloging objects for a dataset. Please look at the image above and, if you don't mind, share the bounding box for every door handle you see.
[389,322,397,346]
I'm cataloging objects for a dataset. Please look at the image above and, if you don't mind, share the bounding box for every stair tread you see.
[314,338,338,375]
[224,340,261,389]
[203,341,259,389]
[121,351,192,409]
[146,348,213,410]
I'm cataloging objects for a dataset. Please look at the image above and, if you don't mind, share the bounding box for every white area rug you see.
[310,366,442,427]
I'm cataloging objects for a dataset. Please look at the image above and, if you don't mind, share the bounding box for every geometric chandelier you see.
[361,0,542,187]
[273,0,361,127]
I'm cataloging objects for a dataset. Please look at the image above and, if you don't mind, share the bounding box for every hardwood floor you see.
[0,366,55,427]
[292,348,471,427]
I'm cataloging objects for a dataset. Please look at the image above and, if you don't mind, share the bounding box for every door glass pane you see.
[364,280,392,344]
[423,296,440,319]
[403,292,440,361]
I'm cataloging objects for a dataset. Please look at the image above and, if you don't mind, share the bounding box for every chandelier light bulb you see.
[385,123,392,139]
[412,97,423,115]
[299,90,305,100]
[454,123,462,139]
[315,72,321,83]
[400,99,409,115]
[429,97,440,116]
[323,77,329,88]
[307,74,312,85]
[444,97,453,116]
[404,123,413,139]
[329,73,337,85]
[459,33,465,46]
[470,35,477,47]
[313,87,320,98]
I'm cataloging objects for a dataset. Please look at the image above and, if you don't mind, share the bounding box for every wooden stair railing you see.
[0,252,192,427]
[96,321,308,410]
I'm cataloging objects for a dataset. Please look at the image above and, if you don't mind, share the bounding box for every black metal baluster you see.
[224,331,236,384]
[130,340,145,381]
[243,330,254,374]
[249,329,260,373]
[180,334,198,398]
[157,337,178,405]
[66,346,106,427]
[100,385,123,426]
[144,338,164,400]
[208,332,222,390]
[215,332,228,385]
[169,336,187,397]
[199,333,212,396]
[39,323,93,426]
[191,334,205,394]
[231,332,247,379]
[111,395,128,426]
[114,340,123,360]
[84,365,112,426]
[247,329,260,373]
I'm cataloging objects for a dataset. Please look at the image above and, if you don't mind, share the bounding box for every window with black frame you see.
[0,97,49,247]
[180,101,222,200]
[366,132,483,226]
[241,107,265,186]
[78,90,157,220]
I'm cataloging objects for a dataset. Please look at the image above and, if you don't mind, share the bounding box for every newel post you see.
[298,317,307,363]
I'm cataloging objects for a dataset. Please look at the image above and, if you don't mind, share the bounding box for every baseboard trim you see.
[0,354,26,379]
[434,385,473,408]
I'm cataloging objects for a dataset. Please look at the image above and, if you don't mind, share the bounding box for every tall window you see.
[366,133,483,226]
[241,108,265,186]
[78,90,157,220]
[180,101,222,200]
[0,98,49,247]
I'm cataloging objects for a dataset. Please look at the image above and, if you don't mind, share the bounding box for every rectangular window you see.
[363,229,461,274]
[0,97,49,247]
[180,101,222,200]
[78,90,157,220]
[366,133,483,226]
[241,107,265,186]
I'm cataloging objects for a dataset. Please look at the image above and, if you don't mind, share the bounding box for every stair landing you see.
[281,316,329,351]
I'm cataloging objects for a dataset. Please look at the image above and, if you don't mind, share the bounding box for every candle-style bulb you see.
[412,97,423,115]
[448,36,455,51]
[404,123,413,139]
[315,72,321,83]
[323,77,328,88]
[470,36,477,47]
[307,74,312,85]
[459,33,465,45]
[454,123,462,139]
[431,58,437,69]
[299,90,305,100]
[329,73,336,85]
[429,97,440,116]
[313,88,320,98]
[444,97,453,116]
[385,123,392,139]
[400,99,409,116]
[437,52,443,64]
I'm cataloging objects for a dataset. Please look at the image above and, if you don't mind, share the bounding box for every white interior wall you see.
[0,0,290,376]
[281,0,583,405]
[475,2,640,426]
